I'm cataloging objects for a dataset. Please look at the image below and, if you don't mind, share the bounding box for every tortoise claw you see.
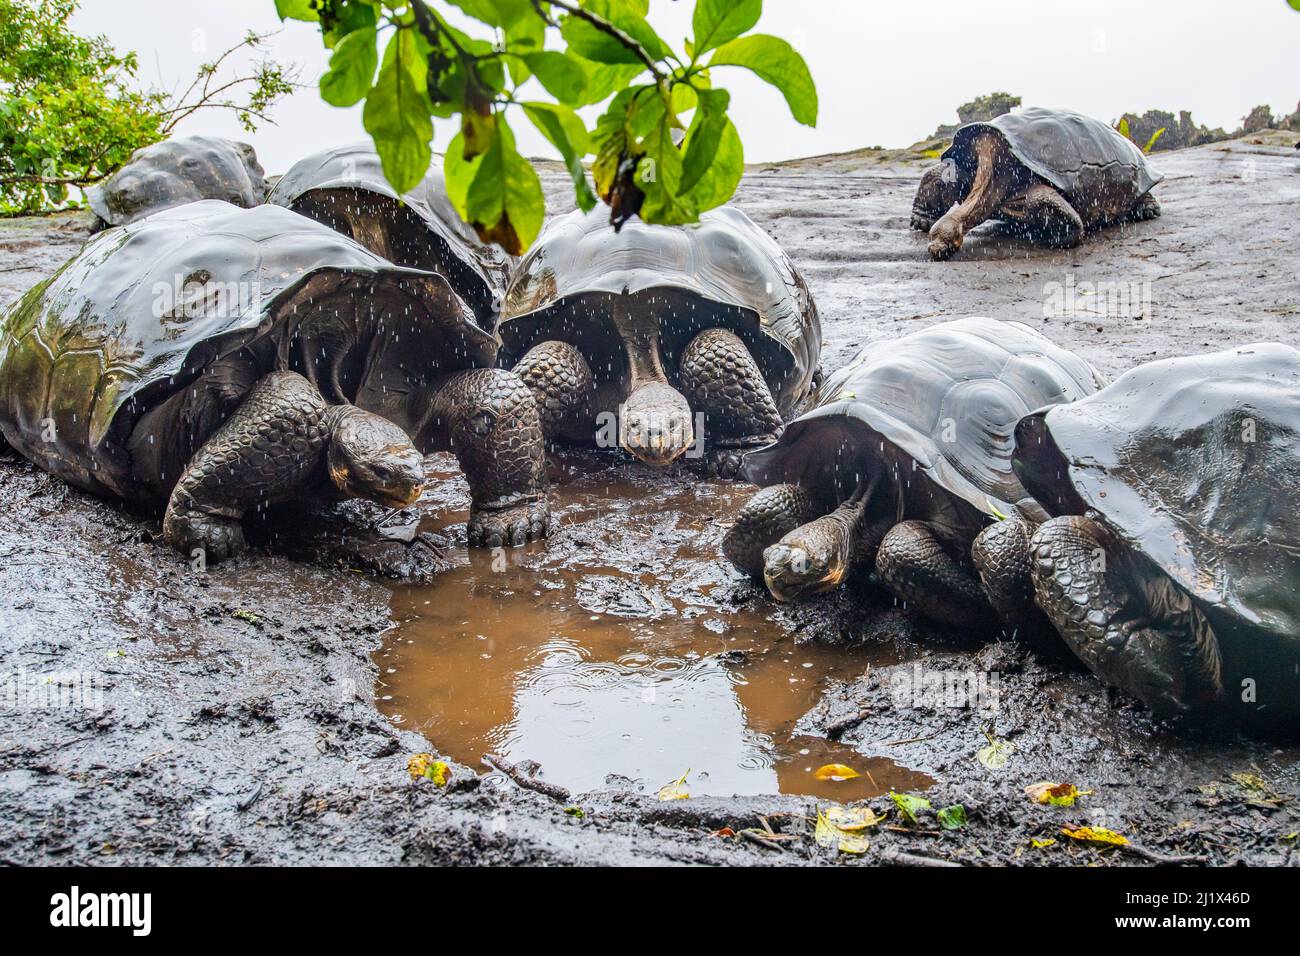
[468,500,550,549]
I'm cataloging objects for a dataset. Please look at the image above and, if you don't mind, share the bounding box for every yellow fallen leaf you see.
[1061,825,1129,847]
[824,804,881,831]
[1025,781,1092,806]
[815,809,870,854]
[407,753,451,786]
[657,769,691,801]
[977,730,1014,769]
[1030,838,1057,849]
[813,763,861,782]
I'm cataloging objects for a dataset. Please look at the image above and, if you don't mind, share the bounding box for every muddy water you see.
[376,450,933,800]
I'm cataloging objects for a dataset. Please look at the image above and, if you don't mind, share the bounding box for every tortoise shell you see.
[743,317,1105,528]
[499,203,821,417]
[943,108,1162,225]
[267,142,512,326]
[86,136,266,229]
[0,201,493,501]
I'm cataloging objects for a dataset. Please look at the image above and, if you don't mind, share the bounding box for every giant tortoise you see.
[87,135,267,232]
[912,108,1163,260]
[978,345,1300,723]
[267,142,512,326]
[499,203,821,474]
[723,317,1104,632]
[0,201,548,560]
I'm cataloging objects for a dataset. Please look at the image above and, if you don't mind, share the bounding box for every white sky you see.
[72,0,1296,174]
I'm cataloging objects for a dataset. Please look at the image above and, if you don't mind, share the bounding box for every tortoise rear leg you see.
[722,483,817,577]
[996,183,1084,249]
[512,340,595,439]
[428,368,549,548]
[1125,190,1162,223]
[679,328,785,478]
[1030,515,1222,714]
[163,372,336,564]
[911,160,965,232]
[875,520,995,631]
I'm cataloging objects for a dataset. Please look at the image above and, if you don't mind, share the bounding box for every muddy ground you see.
[1,132,1298,866]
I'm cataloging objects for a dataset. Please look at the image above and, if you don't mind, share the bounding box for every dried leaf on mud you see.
[890,791,932,825]
[1025,781,1091,806]
[815,807,872,854]
[824,804,882,831]
[657,769,691,801]
[1061,825,1129,847]
[407,753,451,786]
[813,763,861,782]
[1030,837,1057,849]
[977,735,1014,770]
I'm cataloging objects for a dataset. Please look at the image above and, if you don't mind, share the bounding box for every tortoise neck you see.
[610,294,669,392]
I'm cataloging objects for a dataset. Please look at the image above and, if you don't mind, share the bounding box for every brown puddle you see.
[376,451,933,801]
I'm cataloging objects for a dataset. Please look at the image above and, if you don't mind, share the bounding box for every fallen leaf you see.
[890,791,932,825]
[937,804,968,830]
[977,738,1013,769]
[407,753,451,786]
[1282,832,1298,843]
[1061,825,1129,847]
[657,769,691,801]
[815,808,870,854]
[824,804,881,831]
[1030,837,1057,849]
[713,827,736,838]
[563,806,585,819]
[1025,781,1092,807]
[814,763,861,782]
[1231,772,1284,809]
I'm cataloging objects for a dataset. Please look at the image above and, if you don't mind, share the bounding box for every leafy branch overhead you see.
[278,0,818,253]
[0,0,298,214]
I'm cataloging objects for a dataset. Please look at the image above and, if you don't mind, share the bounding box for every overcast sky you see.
[72,1,1296,174]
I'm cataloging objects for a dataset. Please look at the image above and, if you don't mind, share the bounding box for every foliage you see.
[0,0,296,214]
[278,0,818,253]
[1115,116,1165,155]
[955,91,1020,125]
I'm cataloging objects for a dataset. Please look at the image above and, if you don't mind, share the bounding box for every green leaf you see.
[889,792,932,825]
[708,34,818,126]
[363,31,433,195]
[638,106,694,225]
[678,87,729,195]
[692,0,761,57]
[275,0,319,22]
[680,116,742,213]
[320,26,378,107]
[937,804,968,830]
[524,102,597,212]
[977,734,1015,770]
[465,116,545,254]
[561,0,671,65]
[572,59,645,107]
[521,52,588,104]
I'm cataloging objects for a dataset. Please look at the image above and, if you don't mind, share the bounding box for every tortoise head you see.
[762,512,854,602]
[619,381,695,466]
[326,407,425,508]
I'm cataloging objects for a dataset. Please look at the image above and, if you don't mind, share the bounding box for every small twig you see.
[880,847,961,868]
[482,752,570,802]
[739,829,785,852]
[535,0,666,82]
[825,707,871,740]
[1119,843,1207,866]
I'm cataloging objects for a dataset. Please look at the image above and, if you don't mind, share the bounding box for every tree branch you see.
[537,0,666,82]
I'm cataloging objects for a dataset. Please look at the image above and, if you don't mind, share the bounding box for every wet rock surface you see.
[1,134,1298,865]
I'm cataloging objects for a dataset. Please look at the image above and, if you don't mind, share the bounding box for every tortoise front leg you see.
[679,328,784,478]
[722,483,818,577]
[911,160,965,232]
[427,368,549,547]
[875,520,994,630]
[972,516,1072,658]
[996,183,1084,249]
[512,340,595,439]
[1030,515,1222,715]
[163,371,334,563]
